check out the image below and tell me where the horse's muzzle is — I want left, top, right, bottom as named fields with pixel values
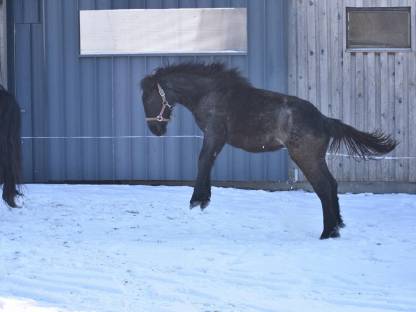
left=147, top=121, right=167, bottom=136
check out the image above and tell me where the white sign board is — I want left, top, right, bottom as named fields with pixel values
left=80, top=8, right=247, bottom=55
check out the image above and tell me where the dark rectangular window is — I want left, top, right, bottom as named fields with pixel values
left=346, top=7, right=411, bottom=50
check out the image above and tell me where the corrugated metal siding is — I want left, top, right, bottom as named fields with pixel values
left=0, top=1, right=7, bottom=87
left=288, top=0, right=416, bottom=182
left=12, top=0, right=288, bottom=182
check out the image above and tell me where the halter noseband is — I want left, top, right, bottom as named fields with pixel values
left=145, top=83, right=173, bottom=122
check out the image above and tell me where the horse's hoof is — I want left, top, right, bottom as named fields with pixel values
left=4, top=199, right=20, bottom=209
left=190, top=201, right=201, bottom=209
left=320, top=228, right=340, bottom=240
left=200, top=200, right=210, bottom=210
left=189, top=200, right=210, bottom=210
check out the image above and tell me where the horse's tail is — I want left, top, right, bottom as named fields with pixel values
left=0, top=87, right=22, bottom=207
left=325, top=117, right=397, bottom=159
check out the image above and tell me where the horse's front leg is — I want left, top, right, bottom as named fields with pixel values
left=190, top=130, right=225, bottom=210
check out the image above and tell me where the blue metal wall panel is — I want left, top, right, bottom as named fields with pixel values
left=114, top=57, right=132, bottom=180
left=31, top=24, right=47, bottom=181
left=131, top=57, right=148, bottom=179
left=95, top=57, right=114, bottom=179
left=44, top=0, right=65, bottom=181
left=63, top=0, right=82, bottom=180
left=14, top=23, right=33, bottom=181
left=12, top=0, right=289, bottom=182
left=14, top=0, right=40, bottom=24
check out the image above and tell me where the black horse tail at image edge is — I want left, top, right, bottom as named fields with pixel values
left=0, top=89, right=22, bottom=207
left=325, top=117, right=398, bottom=159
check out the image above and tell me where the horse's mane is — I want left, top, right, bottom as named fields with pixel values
left=148, top=62, right=250, bottom=87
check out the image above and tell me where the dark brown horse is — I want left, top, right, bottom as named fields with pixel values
left=140, top=63, right=397, bottom=239
left=0, top=85, right=22, bottom=207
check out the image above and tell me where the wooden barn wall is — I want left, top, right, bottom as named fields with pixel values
left=11, top=0, right=289, bottom=183
left=288, top=0, right=416, bottom=183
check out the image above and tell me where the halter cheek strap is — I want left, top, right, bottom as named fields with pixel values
left=145, top=83, right=173, bottom=122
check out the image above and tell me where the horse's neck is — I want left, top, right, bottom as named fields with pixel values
left=166, top=74, right=212, bottom=111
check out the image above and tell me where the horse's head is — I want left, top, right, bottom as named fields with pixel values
left=140, top=76, right=173, bottom=136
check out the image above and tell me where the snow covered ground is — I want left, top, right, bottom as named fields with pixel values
left=0, top=184, right=415, bottom=312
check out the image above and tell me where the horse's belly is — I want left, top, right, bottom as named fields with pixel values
left=229, top=133, right=285, bottom=153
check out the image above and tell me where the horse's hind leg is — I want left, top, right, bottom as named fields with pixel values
left=288, top=143, right=339, bottom=239
left=322, top=166, right=345, bottom=228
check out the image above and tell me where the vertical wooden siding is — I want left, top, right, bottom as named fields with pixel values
left=289, top=0, right=416, bottom=182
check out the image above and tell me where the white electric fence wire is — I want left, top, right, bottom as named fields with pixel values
left=21, top=135, right=203, bottom=139
left=21, top=136, right=416, bottom=160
